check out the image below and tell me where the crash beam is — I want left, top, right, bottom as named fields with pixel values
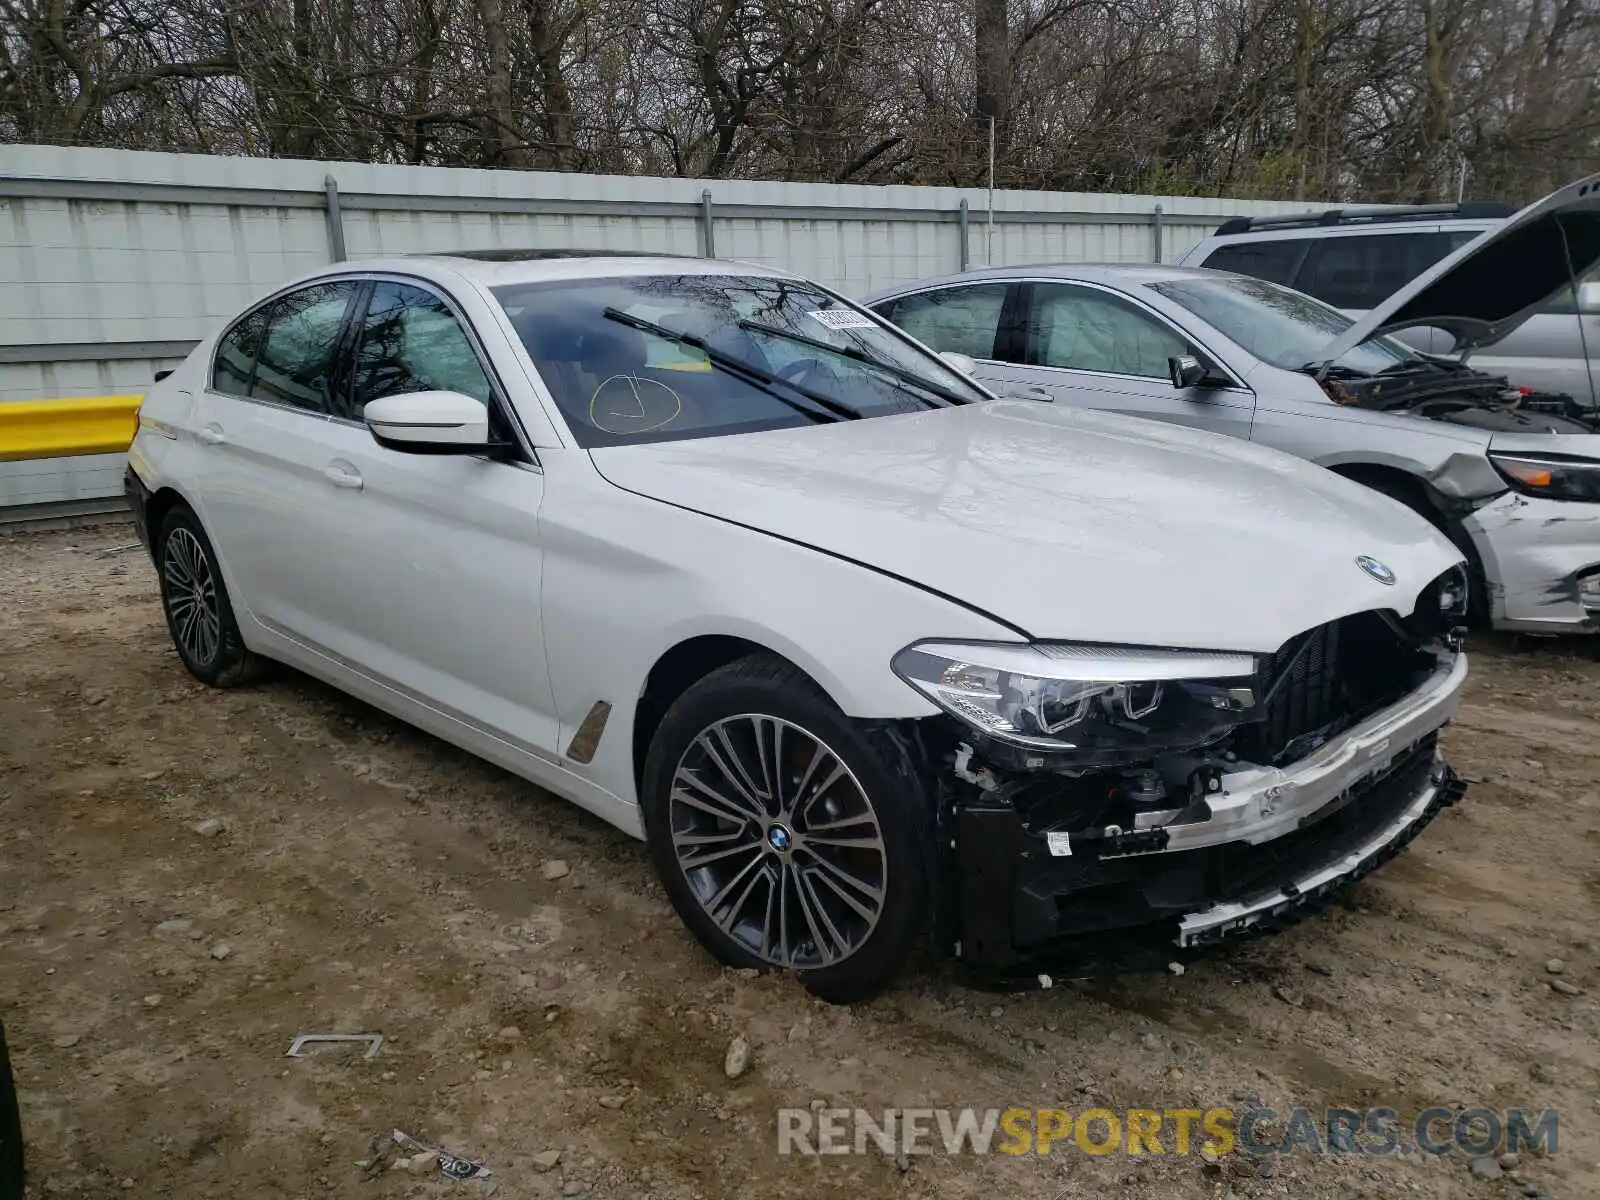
left=0, top=396, right=142, bottom=462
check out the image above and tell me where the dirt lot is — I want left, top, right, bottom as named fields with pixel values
left=1, top=524, right=1596, bottom=1200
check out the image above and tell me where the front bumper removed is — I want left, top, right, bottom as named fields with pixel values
left=946, top=654, right=1469, bottom=979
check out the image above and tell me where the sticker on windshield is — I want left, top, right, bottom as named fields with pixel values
left=808, top=309, right=877, bottom=331
left=642, top=339, right=711, bottom=372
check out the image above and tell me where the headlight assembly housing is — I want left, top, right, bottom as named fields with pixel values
left=1489, top=452, right=1600, bottom=502
left=891, top=641, right=1260, bottom=765
left=1436, top=563, right=1470, bottom=620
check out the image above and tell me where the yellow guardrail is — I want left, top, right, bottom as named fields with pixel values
left=0, top=395, right=143, bottom=462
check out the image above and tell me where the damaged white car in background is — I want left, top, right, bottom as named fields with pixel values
left=868, top=171, right=1600, bottom=633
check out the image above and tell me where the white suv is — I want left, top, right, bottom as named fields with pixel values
left=1178, top=201, right=1600, bottom=405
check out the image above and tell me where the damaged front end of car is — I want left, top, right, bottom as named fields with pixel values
left=899, top=568, right=1471, bottom=983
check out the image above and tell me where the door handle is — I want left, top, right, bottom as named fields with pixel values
left=1007, top=387, right=1054, bottom=403
left=196, top=424, right=226, bottom=445
left=323, top=462, right=363, bottom=490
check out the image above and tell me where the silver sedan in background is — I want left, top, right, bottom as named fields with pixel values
left=864, top=172, right=1600, bottom=634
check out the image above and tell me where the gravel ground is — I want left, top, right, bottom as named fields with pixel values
left=0, top=523, right=1596, bottom=1200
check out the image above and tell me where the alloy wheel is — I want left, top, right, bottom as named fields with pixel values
left=668, top=715, right=888, bottom=969
left=163, top=527, right=221, bottom=666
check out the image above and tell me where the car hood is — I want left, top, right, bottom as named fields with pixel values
left=1316, top=171, right=1600, bottom=361
left=589, top=401, right=1464, bottom=652
left=1487, top=431, right=1600, bottom=458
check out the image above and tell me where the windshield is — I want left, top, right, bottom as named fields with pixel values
left=492, top=274, right=988, bottom=447
left=1150, top=275, right=1421, bottom=375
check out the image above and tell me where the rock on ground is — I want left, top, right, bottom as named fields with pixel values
left=723, top=1035, right=751, bottom=1080
left=1469, top=1158, right=1503, bottom=1181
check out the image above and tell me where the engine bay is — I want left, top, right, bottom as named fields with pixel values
left=1312, top=357, right=1599, bottom=434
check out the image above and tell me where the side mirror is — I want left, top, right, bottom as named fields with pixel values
left=1168, top=355, right=1208, bottom=390
left=938, top=351, right=978, bottom=377
left=363, top=391, right=489, bottom=454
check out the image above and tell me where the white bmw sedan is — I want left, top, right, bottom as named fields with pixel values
left=127, top=251, right=1470, bottom=1001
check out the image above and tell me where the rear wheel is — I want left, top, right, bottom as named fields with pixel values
left=157, top=506, right=266, bottom=687
left=641, top=654, right=930, bottom=1003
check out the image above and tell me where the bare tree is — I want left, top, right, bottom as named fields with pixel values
left=1, top=0, right=1595, bottom=201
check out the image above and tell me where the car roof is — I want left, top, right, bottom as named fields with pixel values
left=416, top=248, right=689, bottom=262
left=1207, top=201, right=1516, bottom=238
left=1201, top=217, right=1449, bottom=242
left=1193, top=216, right=1502, bottom=251
left=309, top=250, right=801, bottom=289
left=869, top=262, right=1217, bottom=298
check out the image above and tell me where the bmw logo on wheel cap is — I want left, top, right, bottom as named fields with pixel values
left=766, top=824, right=792, bottom=853
left=1356, top=555, right=1397, bottom=585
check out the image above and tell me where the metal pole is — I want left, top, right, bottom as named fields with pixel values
left=958, top=198, right=970, bottom=272
left=986, top=117, right=995, bottom=266
left=701, top=189, right=716, bottom=258
left=323, top=174, right=347, bottom=262
left=1152, top=204, right=1164, bottom=264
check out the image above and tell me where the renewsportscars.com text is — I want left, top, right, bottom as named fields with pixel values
left=777, top=1106, right=1559, bottom=1159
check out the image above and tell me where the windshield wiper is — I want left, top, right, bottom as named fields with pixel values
left=737, top=319, right=973, bottom=408
left=601, top=308, right=862, bottom=422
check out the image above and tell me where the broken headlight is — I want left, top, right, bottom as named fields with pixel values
left=892, top=641, right=1259, bottom=763
left=1489, top=451, right=1600, bottom=502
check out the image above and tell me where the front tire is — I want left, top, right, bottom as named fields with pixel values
left=641, top=654, right=930, bottom=1003
left=157, top=506, right=266, bottom=687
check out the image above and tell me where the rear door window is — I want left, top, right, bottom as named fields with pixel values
left=249, top=281, right=358, bottom=414
left=1541, top=260, right=1600, bottom=316
left=1196, top=239, right=1309, bottom=285
left=212, top=306, right=272, bottom=397
left=1579, top=263, right=1600, bottom=314
left=1294, top=232, right=1455, bottom=309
